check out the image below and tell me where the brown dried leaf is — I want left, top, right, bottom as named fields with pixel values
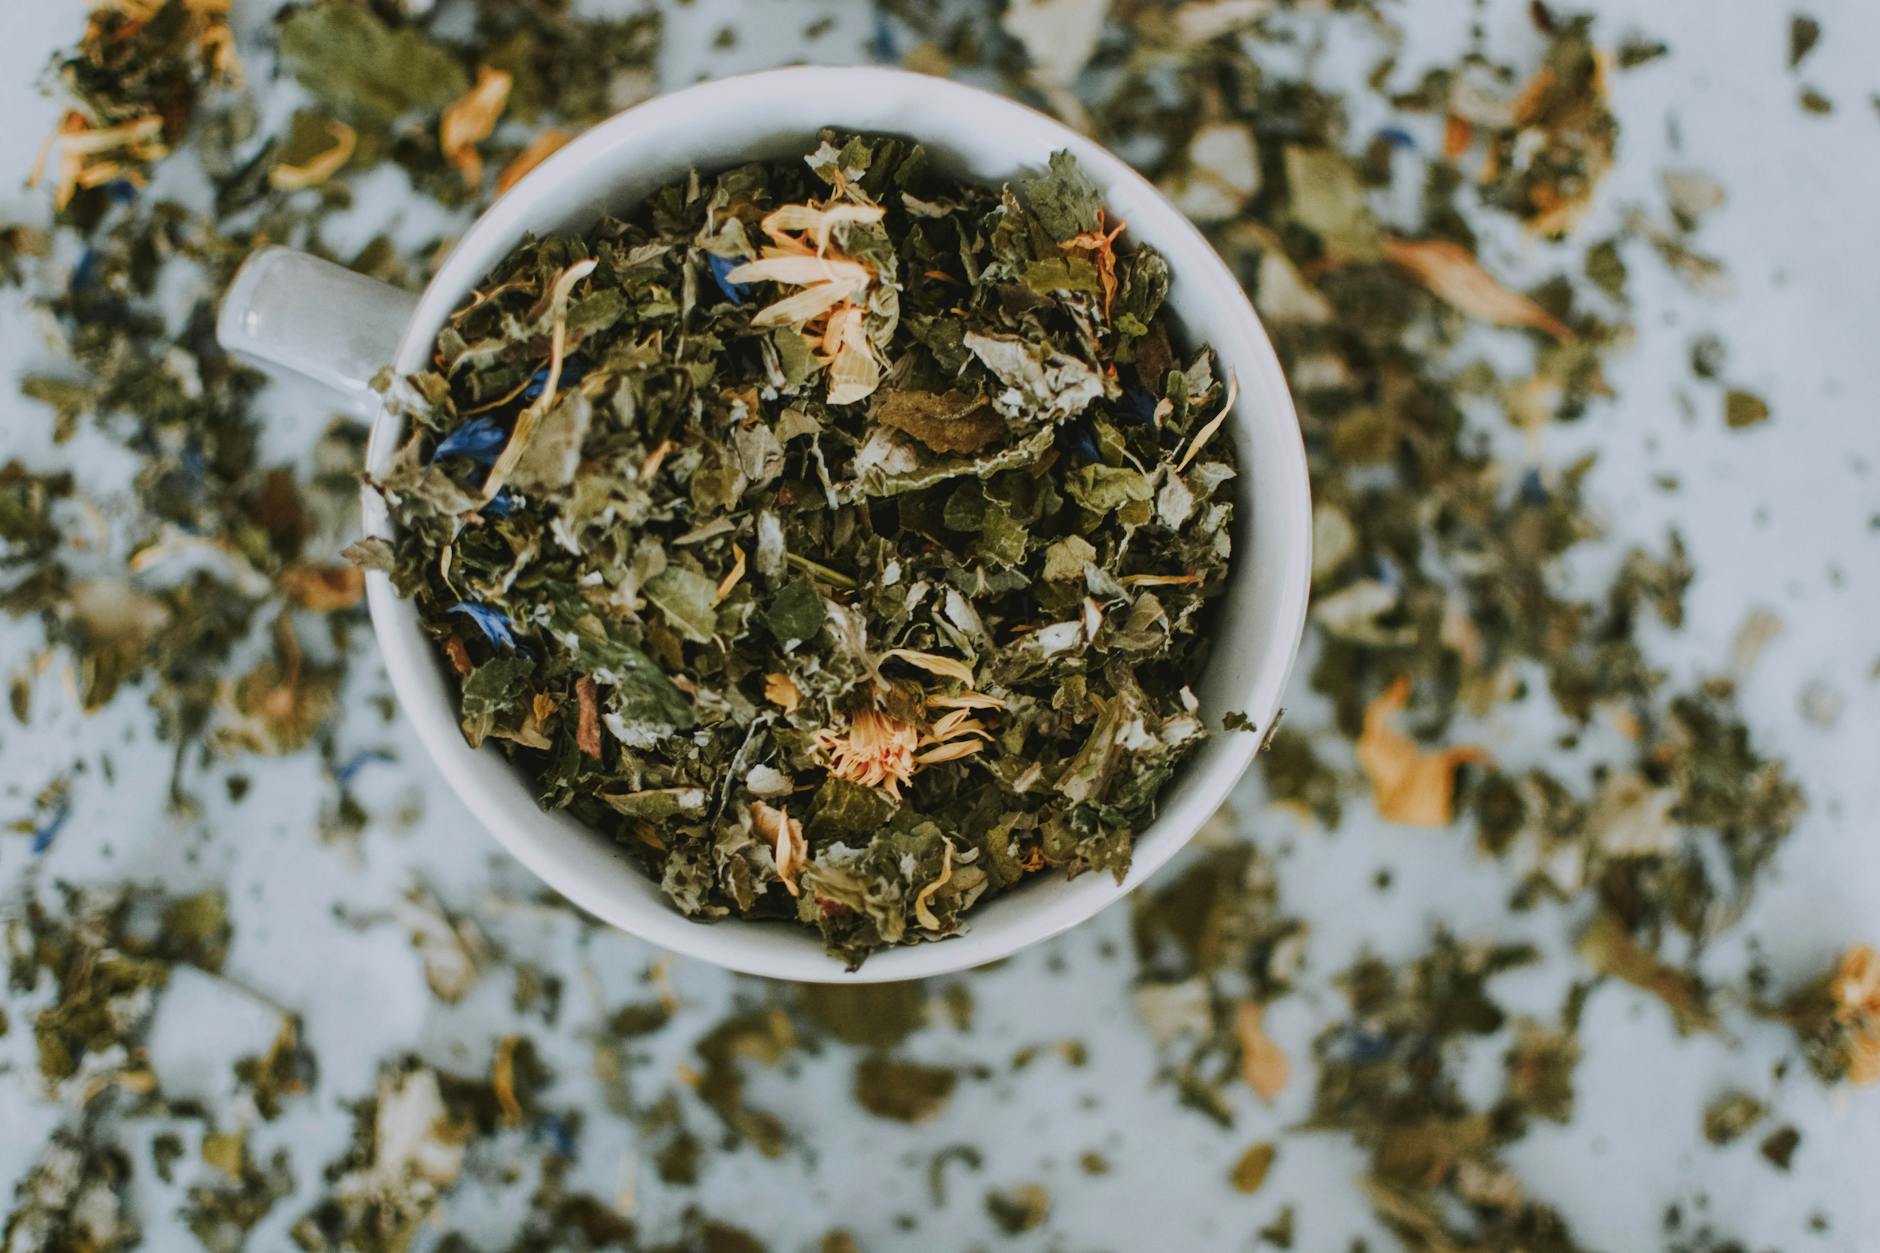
left=874, top=389, right=1006, bottom=455
left=280, top=563, right=364, bottom=612
left=1577, top=912, right=1716, bottom=1034
left=1229, top=1142, right=1276, bottom=1194
left=575, top=675, right=602, bottom=759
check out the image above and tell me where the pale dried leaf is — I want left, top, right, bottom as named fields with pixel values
left=1383, top=238, right=1574, bottom=342
left=884, top=647, right=976, bottom=685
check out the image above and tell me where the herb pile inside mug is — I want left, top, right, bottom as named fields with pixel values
left=371, top=134, right=1240, bottom=965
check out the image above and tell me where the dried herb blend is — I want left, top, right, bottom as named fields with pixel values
left=8, top=1, right=1879, bottom=1247
left=375, top=135, right=1240, bottom=965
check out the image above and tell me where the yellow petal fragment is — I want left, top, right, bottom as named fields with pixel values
left=752, top=801, right=809, bottom=897
left=497, top=128, right=572, bottom=197
left=926, top=691, right=1006, bottom=712
left=724, top=252, right=872, bottom=289
left=714, top=545, right=747, bottom=605
left=913, top=838, right=956, bottom=931
left=1355, top=675, right=1489, bottom=827
left=440, top=65, right=513, bottom=188
left=748, top=280, right=860, bottom=330
left=492, top=1035, right=523, bottom=1125
left=824, top=305, right=881, bottom=406
left=1175, top=372, right=1238, bottom=474
left=914, top=738, right=986, bottom=766
left=725, top=253, right=874, bottom=332
left=1834, top=945, right=1880, bottom=1020
left=924, top=708, right=991, bottom=743
left=761, top=201, right=886, bottom=254
left=31, top=113, right=168, bottom=210
left=883, top=648, right=976, bottom=686
left=268, top=119, right=357, bottom=191
left=764, top=672, right=802, bottom=714
left=1120, top=572, right=1206, bottom=588
left=1382, top=238, right=1575, bottom=342
left=1234, top=1001, right=1288, bottom=1101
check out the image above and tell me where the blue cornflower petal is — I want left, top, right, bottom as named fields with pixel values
left=1376, top=126, right=1418, bottom=151
left=106, top=179, right=139, bottom=205
left=706, top=253, right=749, bottom=306
left=337, top=749, right=395, bottom=788
left=71, top=249, right=101, bottom=294
left=1322, top=1024, right=1395, bottom=1064
left=432, top=416, right=509, bottom=465
left=871, top=10, right=897, bottom=62
left=31, top=801, right=70, bottom=855
left=536, top=1114, right=577, bottom=1160
left=1067, top=425, right=1101, bottom=464
left=1122, top=386, right=1158, bottom=424
left=519, top=358, right=584, bottom=401
left=449, top=602, right=522, bottom=652
left=1518, top=468, right=1549, bottom=506
left=482, top=488, right=519, bottom=518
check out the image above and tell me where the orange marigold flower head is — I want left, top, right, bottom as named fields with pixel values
left=815, top=705, right=918, bottom=800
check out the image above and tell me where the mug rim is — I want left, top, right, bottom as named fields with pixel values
left=361, top=65, right=1311, bottom=982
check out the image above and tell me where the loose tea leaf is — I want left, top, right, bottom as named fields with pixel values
left=1702, top=1090, right=1766, bottom=1145
left=854, top=1056, right=958, bottom=1122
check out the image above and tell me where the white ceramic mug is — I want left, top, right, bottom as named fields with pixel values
left=217, top=66, right=1311, bottom=983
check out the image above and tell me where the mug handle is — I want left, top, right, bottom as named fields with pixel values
left=216, top=247, right=419, bottom=412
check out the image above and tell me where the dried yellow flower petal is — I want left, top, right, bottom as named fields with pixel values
left=1356, top=675, right=1488, bottom=827
left=913, top=838, right=956, bottom=931
left=268, top=118, right=356, bottom=191
left=883, top=648, right=976, bottom=686
left=1234, top=1001, right=1288, bottom=1101
left=752, top=801, right=808, bottom=897
left=1833, top=944, right=1880, bottom=1020
left=440, top=65, right=512, bottom=188
left=823, top=305, right=881, bottom=406
left=816, top=707, right=918, bottom=800
left=761, top=201, right=886, bottom=254
left=497, top=128, right=571, bottom=197
left=764, top=672, right=802, bottom=714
